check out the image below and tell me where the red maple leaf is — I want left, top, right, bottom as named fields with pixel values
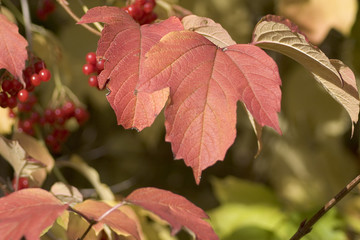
left=0, top=189, right=68, bottom=239
left=126, top=187, right=219, bottom=240
left=78, top=7, right=183, bottom=130
left=0, top=14, right=28, bottom=81
left=137, top=31, right=281, bottom=183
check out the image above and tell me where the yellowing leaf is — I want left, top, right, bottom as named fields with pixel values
left=67, top=212, right=98, bottom=240
left=277, top=0, right=358, bottom=44
left=252, top=16, right=359, bottom=130
left=181, top=15, right=236, bottom=48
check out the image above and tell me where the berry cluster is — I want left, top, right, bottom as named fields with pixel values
left=17, top=99, right=89, bottom=153
left=122, top=0, right=157, bottom=25
left=82, top=52, right=105, bottom=89
left=36, top=0, right=56, bottom=21
left=0, top=60, right=51, bottom=109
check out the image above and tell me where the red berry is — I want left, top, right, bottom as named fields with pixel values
left=34, top=61, right=46, bottom=73
left=20, top=119, right=33, bottom=132
left=86, top=52, right=97, bottom=65
left=9, top=109, right=16, bottom=118
left=96, top=59, right=105, bottom=71
left=1, top=79, right=13, bottom=93
left=30, top=73, right=42, bottom=86
left=143, top=2, right=154, bottom=13
left=74, top=107, right=89, bottom=124
left=7, top=96, right=17, bottom=108
left=12, top=177, right=29, bottom=191
left=82, top=63, right=95, bottom=75
left=0, top=92, right=8, bottom=108
left=128, top=5, right=144, bottom=20
left=88, top=75, right=98, bottom=88
left=62, top=101, right=75, bottom=118
left=30, top=111, right=40, bottom=122
left=12, top=80, right=24, bottom=95
left=23, top=66, right=34, bottom=78
left=17, top=89, right=29, bottom=102
left=44, top=108, right=55, bottom=123
left=39, top=69, right=51, bottom=82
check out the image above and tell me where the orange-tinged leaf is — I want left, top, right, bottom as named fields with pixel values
left=138, top=31, right=281, bottom=183
left=0, top=13, right=27, bottom=81
left=74, top=200, right=140, bottom=239
left=126, top=187, right=219, bottom=240
left=0, top=188, right=68, bottom=240
left=78, top=7, right=183, bottom=131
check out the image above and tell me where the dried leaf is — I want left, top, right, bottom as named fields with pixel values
left=0, top=188, right=68, bottom=239
left=252, top=16, right=359, bottom=129
left=50, top=182, right=83, bottom=205
left=182, top=15, right=236, bottom=48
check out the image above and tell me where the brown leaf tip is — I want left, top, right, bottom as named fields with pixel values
left=260, top=15, right=318, bottom=50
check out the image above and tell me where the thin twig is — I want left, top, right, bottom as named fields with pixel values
left=56, top=0, right=101, bottom=36
left=68, top=206, right=97, bottom=240
left=290, top=174, right=360, bottom=240
left=20, top=0, right=32, bottom=50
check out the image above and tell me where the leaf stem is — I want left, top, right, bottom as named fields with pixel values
left=97, top=201, right=126, bottom=222
left=20, top=0, right=32, bottom=50
left=67, top=206, right=97, bottom=240
left=290, top=174, right=360, bottom=240
left=56, top=0, right=101, bottom=36
left=76, top=0, right=103, bottom=32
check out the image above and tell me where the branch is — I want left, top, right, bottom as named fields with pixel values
left=56, top=0, right=101, bottom=36
left=290, top=174, right=360, bottom=240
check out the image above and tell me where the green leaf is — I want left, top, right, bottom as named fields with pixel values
left=208, top=203, right=291, bottom=240
left=211, top=176, right=278, bottom=205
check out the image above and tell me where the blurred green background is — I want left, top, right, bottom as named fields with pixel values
left=1, top=0, right=360, bottom=239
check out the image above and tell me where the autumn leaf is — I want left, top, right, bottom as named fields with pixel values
left=126, top=187, right=219, bottom=240
left=137, top=30, right=281, bottom=183
left=182, top=15, right=236, bottom=48
left=0, top=13, right=28, bottom=82
left=0, top=188, right=68, bottom=239
left=78, top=6, right=183, bottom=131
left=252, top=15, right=359, bottom=130
left=74, top=200, right=141, bottom=239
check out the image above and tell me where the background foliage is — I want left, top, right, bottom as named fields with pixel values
left=1, top=0, right=360, bottom=239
